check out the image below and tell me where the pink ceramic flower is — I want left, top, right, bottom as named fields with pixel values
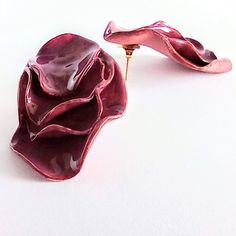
left=11, top=34, right=127, bottom=180
left=104, top=21, right=232, bottom=73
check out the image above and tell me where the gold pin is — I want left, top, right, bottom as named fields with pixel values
left=119, top=44, right=140, bottom=81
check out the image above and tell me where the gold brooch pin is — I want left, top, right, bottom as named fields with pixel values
left=119, top=44, right=140, bottom=81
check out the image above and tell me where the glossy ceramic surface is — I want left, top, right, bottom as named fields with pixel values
left=104, top=21, right=232, bottom=73
left=10, top=34, right=127, bottom=180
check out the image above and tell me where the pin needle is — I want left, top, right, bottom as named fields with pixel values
left=120, top=44, right=140, bottom=81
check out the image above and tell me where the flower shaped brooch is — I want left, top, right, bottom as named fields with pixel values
left=11, top=21, right=232, bottom=180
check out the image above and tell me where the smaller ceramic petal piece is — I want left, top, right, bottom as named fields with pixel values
left=104, top=21, right=232, bottom=73
left=11, top=34, right=127, bottom=180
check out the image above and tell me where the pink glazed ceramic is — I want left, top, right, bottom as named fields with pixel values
left=104, top=21, right=232, bottom=73
left=11, top=34, right=127, bottom=180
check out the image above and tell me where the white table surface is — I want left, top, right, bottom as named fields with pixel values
left=0, top=0, right=236, bottom=235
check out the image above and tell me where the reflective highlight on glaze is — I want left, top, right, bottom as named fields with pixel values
left=104, top=21, right=232, bottom=73
left=11, top=34, right=127, bottom=180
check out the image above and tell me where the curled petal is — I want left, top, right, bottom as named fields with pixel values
left=11, top=121, right=90, bottom=180
left=31, top=33, right=101, bottom=96
left=100, top=62, right=127, bottom=119
left=27, top=96, right=100, bottom=140
left=104, top=21, right=232, bottom=73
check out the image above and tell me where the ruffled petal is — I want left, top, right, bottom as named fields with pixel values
left=11, top=120, right=89, bottom=180
left=100, top=59, right=127, bottom=119
left=31, top=33, right=101, bottom=96
left=27, top=96, right=100, bottom=140
left=104, top=21, right=232, bottom=73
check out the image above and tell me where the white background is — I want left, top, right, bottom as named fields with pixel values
left=0, top=0, right=236, bottom=235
